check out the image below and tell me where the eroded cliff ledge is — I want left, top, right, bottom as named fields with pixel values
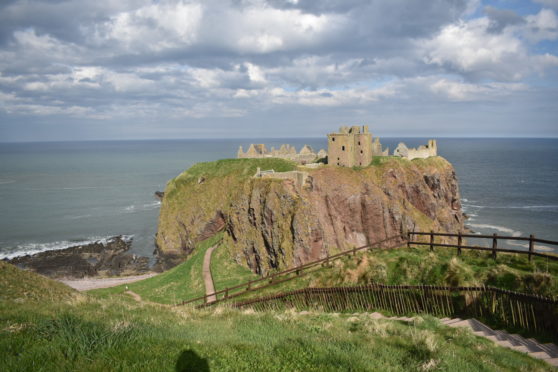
left=156, top=157, right=464, bottom=274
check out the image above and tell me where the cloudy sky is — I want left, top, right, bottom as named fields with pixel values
left=0, top=0, right=557, bottom=141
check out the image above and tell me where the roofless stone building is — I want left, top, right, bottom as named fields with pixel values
left=327, top=125, right=388, bottom=167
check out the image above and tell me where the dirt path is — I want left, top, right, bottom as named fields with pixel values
left=125, top=290, right=143, bottom=302
left=59, top=273, right=157, bottom=291
left=203, top=245, right=217, bottom=303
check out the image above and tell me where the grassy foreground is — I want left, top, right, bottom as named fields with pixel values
left=1, top=264, right=554, bottom=371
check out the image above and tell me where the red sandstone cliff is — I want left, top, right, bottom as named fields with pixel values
left=156, top=157, right=464, bottom=274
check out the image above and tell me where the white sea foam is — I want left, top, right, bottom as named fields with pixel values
left=467, top=223, right=520, bottom=236
left=64, top=214, right=93, bottom=220
left=122, top=201, right=160, bottom=214
left=0, top=235, right=134, bottom=260
left=142, top=201, right=161, bottom=210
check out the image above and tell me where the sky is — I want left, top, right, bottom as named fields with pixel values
left=0, top=0, right=557, bottom=141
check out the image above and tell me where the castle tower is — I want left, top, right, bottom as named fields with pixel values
left=327, top=125, right=373, bottom=167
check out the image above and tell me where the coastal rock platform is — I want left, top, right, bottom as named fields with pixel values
left=5, top=236, right=150, bottom=279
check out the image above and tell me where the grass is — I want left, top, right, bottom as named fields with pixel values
left=165, top=158, right=297, bottom=201
left=1, top=282, right=554, bottom=371
left=210, top=239, right=259, bottom=299
left=90, top=234, right=222, bottom=304
left=0, top=261, right=79, bottom=303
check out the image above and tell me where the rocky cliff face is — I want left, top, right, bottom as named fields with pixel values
left=156, top=157, right=464, bottom=274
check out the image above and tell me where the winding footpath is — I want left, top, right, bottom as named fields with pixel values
left=202, top=245, right=218, bottom=303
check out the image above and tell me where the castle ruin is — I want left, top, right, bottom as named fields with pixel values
left=327, top=125, right=389, bottom=167
left=237, top=143, right=326, bottom=164
left=393, top=140, right=437, bottom=160
left=237, top=126, right=437, bottom=167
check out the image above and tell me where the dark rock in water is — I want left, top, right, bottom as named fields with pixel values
left=154, top=191, right=165, bottom=200
left=6, top=236, right=150, bottom=279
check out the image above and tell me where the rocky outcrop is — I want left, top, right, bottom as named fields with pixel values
left=156, top=157, right=464, bottom=275
left=6, top=236, right=150, bottom=279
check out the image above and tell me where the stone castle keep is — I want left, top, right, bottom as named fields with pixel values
left=237, top=126, right=437, bottom=166
left=327, top=125, right=388, bottom=167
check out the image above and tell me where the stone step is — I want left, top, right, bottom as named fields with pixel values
left=508, top=334, right=544, bottom=353
left=493, top=330, right=521, bottom=345
left=495, top=340, right=515, bottom=348
left=510, top=345, right=530, bottom=353
left=540, top=344, right=558, bottom=358
left=528, top=351, right=552, bottom=360
left=442, top=318, right=462, bottom=325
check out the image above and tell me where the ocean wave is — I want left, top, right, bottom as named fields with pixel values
left=0, top=179, right=16, bottom=185
left=466, top=224, right=555, bottom=252
left=64, top=214, right=93, bottom=220
left=122, top=201, right=161, bottom=214
left=462, top=203, right=558, bottom=211
left=0, top=235, right=134, bottom=260
left=467, top=223, right=522, bottom=236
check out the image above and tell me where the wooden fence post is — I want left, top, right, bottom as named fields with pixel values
left=457, top=231, right=462, bottom=256
left=407, top=231, right=411, bottom=248
left=528, top=234, right=534, bottom=262
left=247, top=280, right=252, bottom=290
left=225, top=288, right=229, bottom=299
left=204, top=294, right=207, bottom=304
left=492, top=233, right=498, bottom=260
left=430, top=230, right=434, bottom=252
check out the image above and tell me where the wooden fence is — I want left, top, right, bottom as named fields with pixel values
left=231, top=284, right=558, bottom=336
left=178, top=235, right=403, bottom=306
left=408, top=231, right=558, bottom=261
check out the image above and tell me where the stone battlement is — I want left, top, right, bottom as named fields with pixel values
left=237, top=143, right=326, bottom=164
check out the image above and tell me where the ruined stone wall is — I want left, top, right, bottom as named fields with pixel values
left=394, top=140, right=437, bottom=160
left=238, top=143, right=325, bottom=164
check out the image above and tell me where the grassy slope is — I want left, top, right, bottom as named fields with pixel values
left=0, top=261, right=79, bottom=302
left=1, top=265, right=553, bottom=371
left=228, top=245, right=558, bottom=305
left=210, top=239, right=259, bottom=299
left=91, top=234, right=222, bottom=304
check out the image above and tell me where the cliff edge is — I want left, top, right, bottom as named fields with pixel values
left=156, top=157, right=464, bottom=274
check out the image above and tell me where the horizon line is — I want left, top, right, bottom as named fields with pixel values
left=2, top=136, right=558, bottom=144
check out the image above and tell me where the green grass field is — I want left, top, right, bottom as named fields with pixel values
left=1, top=270, right=554, bottom=371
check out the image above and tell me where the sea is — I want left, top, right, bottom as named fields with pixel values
left=0, top=138, right=557, bottom=260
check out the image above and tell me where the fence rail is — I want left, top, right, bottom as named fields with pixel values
left=408, top=231, right=558, bottom=261
left=231, top=284, right=558, bottom=336
left=178, top=235, right=403, bottom=306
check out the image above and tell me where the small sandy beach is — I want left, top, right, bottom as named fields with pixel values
left=59, top=273, right=157, bottom=291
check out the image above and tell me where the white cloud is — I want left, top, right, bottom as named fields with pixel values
left=524, top=8, right=558, bottom=42
left=419, top=13, right=558, bottom=81
left=429, top=78, right=527, bottom=101
left=96, top=1, right=203, bottom=51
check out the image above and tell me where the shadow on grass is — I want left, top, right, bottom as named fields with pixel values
left=176, top=349, right=210, bottom=372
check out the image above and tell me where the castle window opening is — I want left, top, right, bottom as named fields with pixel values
left=342, top=146, right=345, bottom=151
left=337, top=157, right=340, bottom=161
left=358, top=141, right=361, bottom=145
left=360, top=150, right=363, bottom=154
left=332, top=138, right=335, bottom=142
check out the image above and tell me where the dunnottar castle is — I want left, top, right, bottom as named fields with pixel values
left=237, top=126, right=437, bottom=167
